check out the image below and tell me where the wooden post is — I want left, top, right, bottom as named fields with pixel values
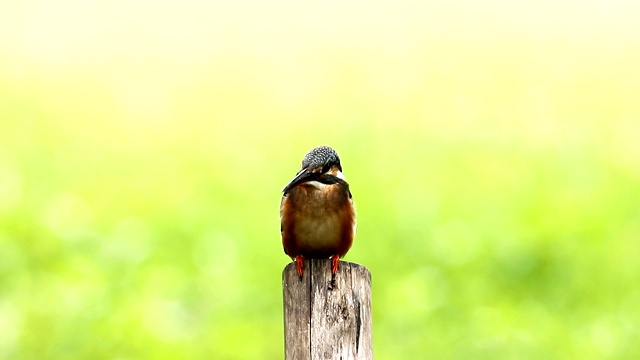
left=283, top=259, right=372, bottom=360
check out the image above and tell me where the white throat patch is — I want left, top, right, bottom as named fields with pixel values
left=305, top=180, right=327, bottom=189
left=303, top=169, right=346, bottom=190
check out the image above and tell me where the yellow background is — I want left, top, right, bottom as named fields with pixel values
left=1, top=0, right=639, bottom=358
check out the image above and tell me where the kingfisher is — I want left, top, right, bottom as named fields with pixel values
left=280, top=146, right=356, bottom=278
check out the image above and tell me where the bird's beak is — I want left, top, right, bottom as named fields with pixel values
left=282, top=168, right=314, bottom=193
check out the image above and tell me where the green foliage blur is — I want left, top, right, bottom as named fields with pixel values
left=1, top=1, right=639, bottom=359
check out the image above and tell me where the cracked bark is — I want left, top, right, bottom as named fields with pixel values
left=283, top=259, right=372, bottom=360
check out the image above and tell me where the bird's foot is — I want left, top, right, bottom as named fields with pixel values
left=295, top=255, right=304, bottom=279
left=331, top=255, right=340, bottom=274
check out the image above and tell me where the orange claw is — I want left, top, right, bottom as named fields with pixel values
left=295, top=255, right=304, bottom=278
left=331, top=255, right=340, bottom=274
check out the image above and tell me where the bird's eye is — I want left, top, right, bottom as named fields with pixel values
left=322, top=164, right=330, bottom=173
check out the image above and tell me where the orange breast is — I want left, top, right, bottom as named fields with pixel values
left=280, top=183, right=355, bottom=259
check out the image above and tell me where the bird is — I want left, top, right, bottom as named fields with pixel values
left=280, top=146, right=356, bottom=278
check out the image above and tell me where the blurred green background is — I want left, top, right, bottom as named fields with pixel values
left=1, top=0, right=639, bottom=359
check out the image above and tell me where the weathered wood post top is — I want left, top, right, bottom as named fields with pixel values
left=283, top=259, right=372, bottom=360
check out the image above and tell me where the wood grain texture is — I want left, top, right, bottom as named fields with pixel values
left=283, top=259, right=372, bottom=360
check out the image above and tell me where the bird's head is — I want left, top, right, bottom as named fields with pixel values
left=282, top=146, right=345, bottom=193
